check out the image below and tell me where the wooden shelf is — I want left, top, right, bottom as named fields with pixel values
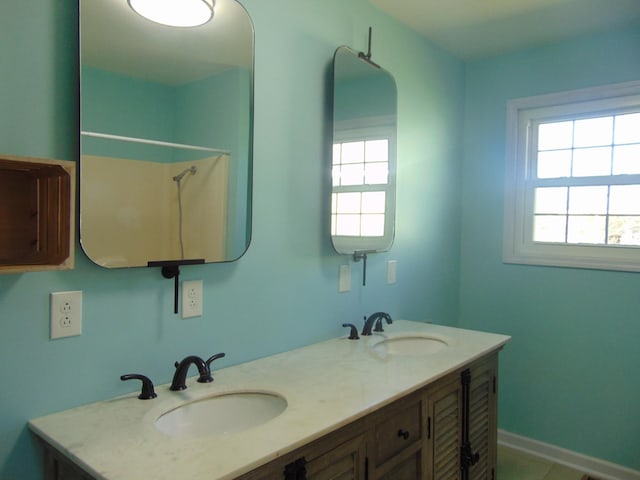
left=0, top=154, right=75, bottom=273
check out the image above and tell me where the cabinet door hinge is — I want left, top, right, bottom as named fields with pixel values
left=493, top=375, right=496, bottom=394
left=283, top=457, right=307, bottom=480
left=365, top=456, right=369, bottom=480
left=427, top=416, right=431, bottom=439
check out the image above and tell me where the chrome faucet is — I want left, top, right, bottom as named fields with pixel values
left=361, top=311, right=393, bottom=336
left=170, top=355, right=212, bottom=391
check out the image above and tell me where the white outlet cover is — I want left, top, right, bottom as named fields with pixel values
left=50, top=291, right=82, bottom=339
left=182, top=280, right=203, bottom=318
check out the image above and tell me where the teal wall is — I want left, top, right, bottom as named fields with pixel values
left=459, top=27, right=640, bottom=470
left=81, top=67, right=176, bottom=150
left=175, top=67, right=252, bottom=257
left=0, top=0, right=464, bottom=478
left=334, top=72, right=397, bottom=122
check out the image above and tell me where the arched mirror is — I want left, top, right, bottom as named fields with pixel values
left=79, top=0, right=253, bottom=268
left=331, top=46, right=397, bottom=257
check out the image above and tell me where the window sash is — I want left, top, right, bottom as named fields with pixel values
left=503, top=80, right=640, bottom=271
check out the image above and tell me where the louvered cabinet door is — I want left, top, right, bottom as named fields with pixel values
left=467, top=355, right=498, bottom=480
left=426, top=377, right=463, bottom=480
left=304, top=434, right=367, bottom=480
left=237, top=432, right=367, bottom=480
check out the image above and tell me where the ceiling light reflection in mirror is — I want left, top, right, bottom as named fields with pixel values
left=128, top=0, right=214, bottom=27
left=79, top=0, right=253, bottom=268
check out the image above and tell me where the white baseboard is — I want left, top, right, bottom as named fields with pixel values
left=498, top=429, right=640, bottom=480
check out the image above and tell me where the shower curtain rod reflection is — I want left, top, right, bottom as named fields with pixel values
left=81, top=131, right=230, bottom=155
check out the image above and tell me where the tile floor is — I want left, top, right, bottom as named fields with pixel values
left=498, top=445, right=587, bottom=480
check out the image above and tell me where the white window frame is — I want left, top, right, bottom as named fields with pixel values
left=503, top=80, right=640, bottom=272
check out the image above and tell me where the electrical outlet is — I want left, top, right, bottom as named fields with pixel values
left=182, top=280, right=203, bottom=318
left=50, top=291, right=82, bottom=339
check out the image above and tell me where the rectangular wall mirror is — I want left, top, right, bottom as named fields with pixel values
left=79, top=0, right=254, bottom=268
left=331, top=45, right=397, bottom=256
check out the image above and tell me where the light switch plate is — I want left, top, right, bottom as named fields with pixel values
left=50, top=290, right=82, bottom=339
left=387, top=260, right=397, bottom=284
left=338, top=265, right=351, bottom=293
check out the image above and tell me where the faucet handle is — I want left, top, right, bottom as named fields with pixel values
left=120, top=374, right=157, bottom=400
left=203, top=352, right=225, bottom=382
left=206, top=352, right=226, bottom=368
left=342, top=323, right=360, bottom=340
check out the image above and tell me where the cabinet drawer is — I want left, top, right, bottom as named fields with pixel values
left=377, top=450, right=421, bottom=480
left=374, top=399, right=422, bottom=465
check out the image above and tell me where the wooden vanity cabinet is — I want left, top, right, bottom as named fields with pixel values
left=239, top=426, right=368, bottom=480
left=425, top=373, right=463, bottom=479
left=369, top=391, right=425, bottom=479
left=37, top=352, right=499, bottom=480
left=39, top=443, right=94, bottom=480
left=240, top=352, right=499, bottom=480
left=466, top=354, right=498, bottom=480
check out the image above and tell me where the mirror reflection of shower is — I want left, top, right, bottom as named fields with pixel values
left=173, top=166, right=197, bottom=259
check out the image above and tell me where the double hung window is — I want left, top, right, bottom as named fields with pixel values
left=331, top=121, right=396, bottom=253
left=504, top=81, right=640, bottom=271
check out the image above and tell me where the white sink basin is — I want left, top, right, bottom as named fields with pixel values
left=155, top=392, right=287, bottom=438
left=372, top=335, right=448, bottom=356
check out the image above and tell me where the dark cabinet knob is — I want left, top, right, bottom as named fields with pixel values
left=397, top=429, right=410, bottom=440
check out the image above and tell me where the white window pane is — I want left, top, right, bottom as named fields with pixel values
left=614, top=112, right=640, bottom=144
left=573, top=116, right=613, bottom=147
left=609, top=185, right=640, bottom=214
left=538, top=121, right=573, bottom=150
left=336, top=214, right=361, bottom=236
left=568, top=186, right=608, bottom=214
left=572, top=147, right=611, bottom=177
left=331, top=193, right=337, bottom=213
left=534, top=187, right=567, bottom=214
left=537, top=150, right=571, bottom=178
left=533, top=215, right=566, bottom=243
left=332, top=144, right=341, bottom=165
left=340, top=164, right=364, bottom=186
left=612, top=144, right=640, bottom=175
left=364, top=162, right=388, bottom=184
left=341, top=141, right=364, bottom=164
left=335, top=192, right=361, bottom=214
left=567, top=215, right=606, bottom=244
left=608, top=216, right=640, bottom=246
left=365, top=139, right=388, bottom=163
left=331, top=214, right=336, bottom=235
left=332, top=166, right=340, bottom=186
left=361, top=214, right=385, bottom=236
left=361, top=191, right=385, bottom=214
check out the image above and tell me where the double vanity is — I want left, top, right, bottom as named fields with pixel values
left=29, top=320, right=510, bottom=480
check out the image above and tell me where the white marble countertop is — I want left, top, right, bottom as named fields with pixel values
left=29, top=320, right=510, bottom=480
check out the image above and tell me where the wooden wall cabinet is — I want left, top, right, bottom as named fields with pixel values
left=37, top=352, right=500, bottom=480
left=0, top=154, right=75, bottom=273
